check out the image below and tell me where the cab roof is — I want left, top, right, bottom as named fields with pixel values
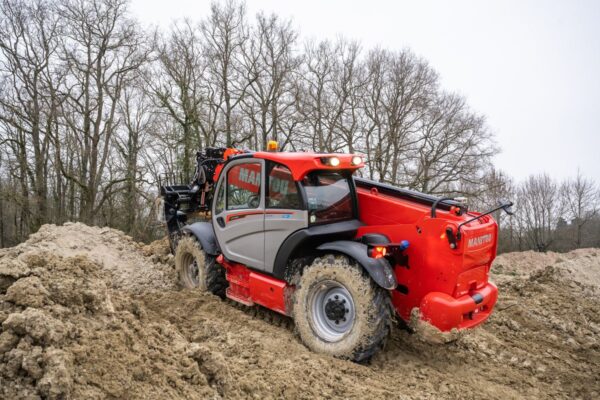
left=243, top=151, right=365, bottom=180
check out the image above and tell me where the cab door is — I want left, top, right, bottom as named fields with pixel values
left=263, top=162, right=308, bottom=274
left=212, top=159, right=266, bottom=270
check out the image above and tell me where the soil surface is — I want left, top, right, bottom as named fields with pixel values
left=1, top=223, right=598, bottom=399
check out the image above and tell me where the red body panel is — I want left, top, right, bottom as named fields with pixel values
left=420, top=282, right=497, bottom=331
left=249, top=273, right=288, bottom=315
left=214, top=151, right=364, bottom=182
left=355, top=186, right=498, bottom=330
left=217, top=255, right=290, bottom=315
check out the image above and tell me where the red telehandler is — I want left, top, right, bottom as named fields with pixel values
left=159, top=144, right=513, bottom=362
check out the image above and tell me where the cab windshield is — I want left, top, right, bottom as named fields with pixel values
left=301, top=171, right=354, bottom=224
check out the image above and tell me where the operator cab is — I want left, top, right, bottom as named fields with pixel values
left=211, top=153, right=363, bottom=274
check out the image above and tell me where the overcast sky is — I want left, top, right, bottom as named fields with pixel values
left=130, top=0, right=600, bottom=183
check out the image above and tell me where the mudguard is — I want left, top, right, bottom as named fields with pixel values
left=317, top=240, right=397, bottom=290
left=181, top=222, right=220, bottom=255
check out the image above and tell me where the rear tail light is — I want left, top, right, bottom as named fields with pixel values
left=368, top=245, right=387, bottom=259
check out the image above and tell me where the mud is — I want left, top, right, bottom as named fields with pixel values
left=1, top=223, right=599, bottom=399
left=408, top=308, right=463, bottom=345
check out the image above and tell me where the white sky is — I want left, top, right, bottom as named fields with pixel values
left=130, top=0, right=600, bottom=183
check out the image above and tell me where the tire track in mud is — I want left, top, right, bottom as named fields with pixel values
left=137, top=289, right=404, bottom=399
left=223, top=298, right=295, bottom=331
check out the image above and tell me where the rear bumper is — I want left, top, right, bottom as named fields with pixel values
left=419, top=282, right=498, bottom=332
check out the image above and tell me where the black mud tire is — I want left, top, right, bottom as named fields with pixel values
left=174, top=236, right=227, bottom=298
left=292, top=255, right=392, bottom=363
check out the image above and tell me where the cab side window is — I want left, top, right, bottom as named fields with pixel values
left=214, top=179, right=225, bottom=214
left=227, top=163, right=261, bottom=210
left=267, top=163, right=301, bottom=209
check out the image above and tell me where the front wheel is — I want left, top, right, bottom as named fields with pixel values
left=174, top=236, right=228, bottom=297
left=292, top=255, right=392, bottom=363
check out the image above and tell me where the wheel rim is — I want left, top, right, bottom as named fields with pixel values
left=181, top=253, right=200, bottom=287
left=188, top=260, right=199, bottom=286
left=309, top=280, right=356, bottom=342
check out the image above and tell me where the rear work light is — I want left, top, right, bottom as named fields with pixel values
left=351, top=156, right=363, bottom=166
left=368, top=245, right=387, bottom=259
left=321, top=156, right=340, bottom=167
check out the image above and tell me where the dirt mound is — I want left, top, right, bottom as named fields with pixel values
left=1, top=223, right=599, bottom=399
left=0, top=223, right=176, bottom=293
left=493, top=248, right=600, bottom=295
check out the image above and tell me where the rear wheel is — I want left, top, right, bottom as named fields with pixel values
left=174, top=236, right=227, bottom=297
left=292, top=255, right=392, bottom=363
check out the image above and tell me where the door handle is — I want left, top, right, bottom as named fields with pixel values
left=216, top=216, right=225, bottom=228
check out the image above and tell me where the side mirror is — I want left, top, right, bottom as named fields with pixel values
left=499, top=199, right=514, bottom=216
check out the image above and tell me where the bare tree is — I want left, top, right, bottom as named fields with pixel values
left=113, top=78, right=154, bottom=234
left=464, top=168, right=518, bottom=252
left=150, top=21, right=212, bottom=181
left=560, top=170, right=599, bottom=247
left=407, top=92, right=496, bottom=195
left=517, top=174, right=560, bottom=252
left=327, top=39, right=365, bottom=154
left=241, top=12, right=299, bottom=150
left=56, top=0, right=148, bottom=223
left=200, top=0, right=250, bottom=146
left=297, top=39, right=335, bottom=152
left=0, top=0, right=63, bottom=230
left=361, top=48, right=385, bottom=180
left=296, top=38, right=365, bottom=153
left=363, top=49, right=437, bottom=184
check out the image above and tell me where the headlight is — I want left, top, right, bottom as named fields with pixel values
left=351, top=156, right=363, bottom=166
left=321, top=156, right=340, bottom=167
